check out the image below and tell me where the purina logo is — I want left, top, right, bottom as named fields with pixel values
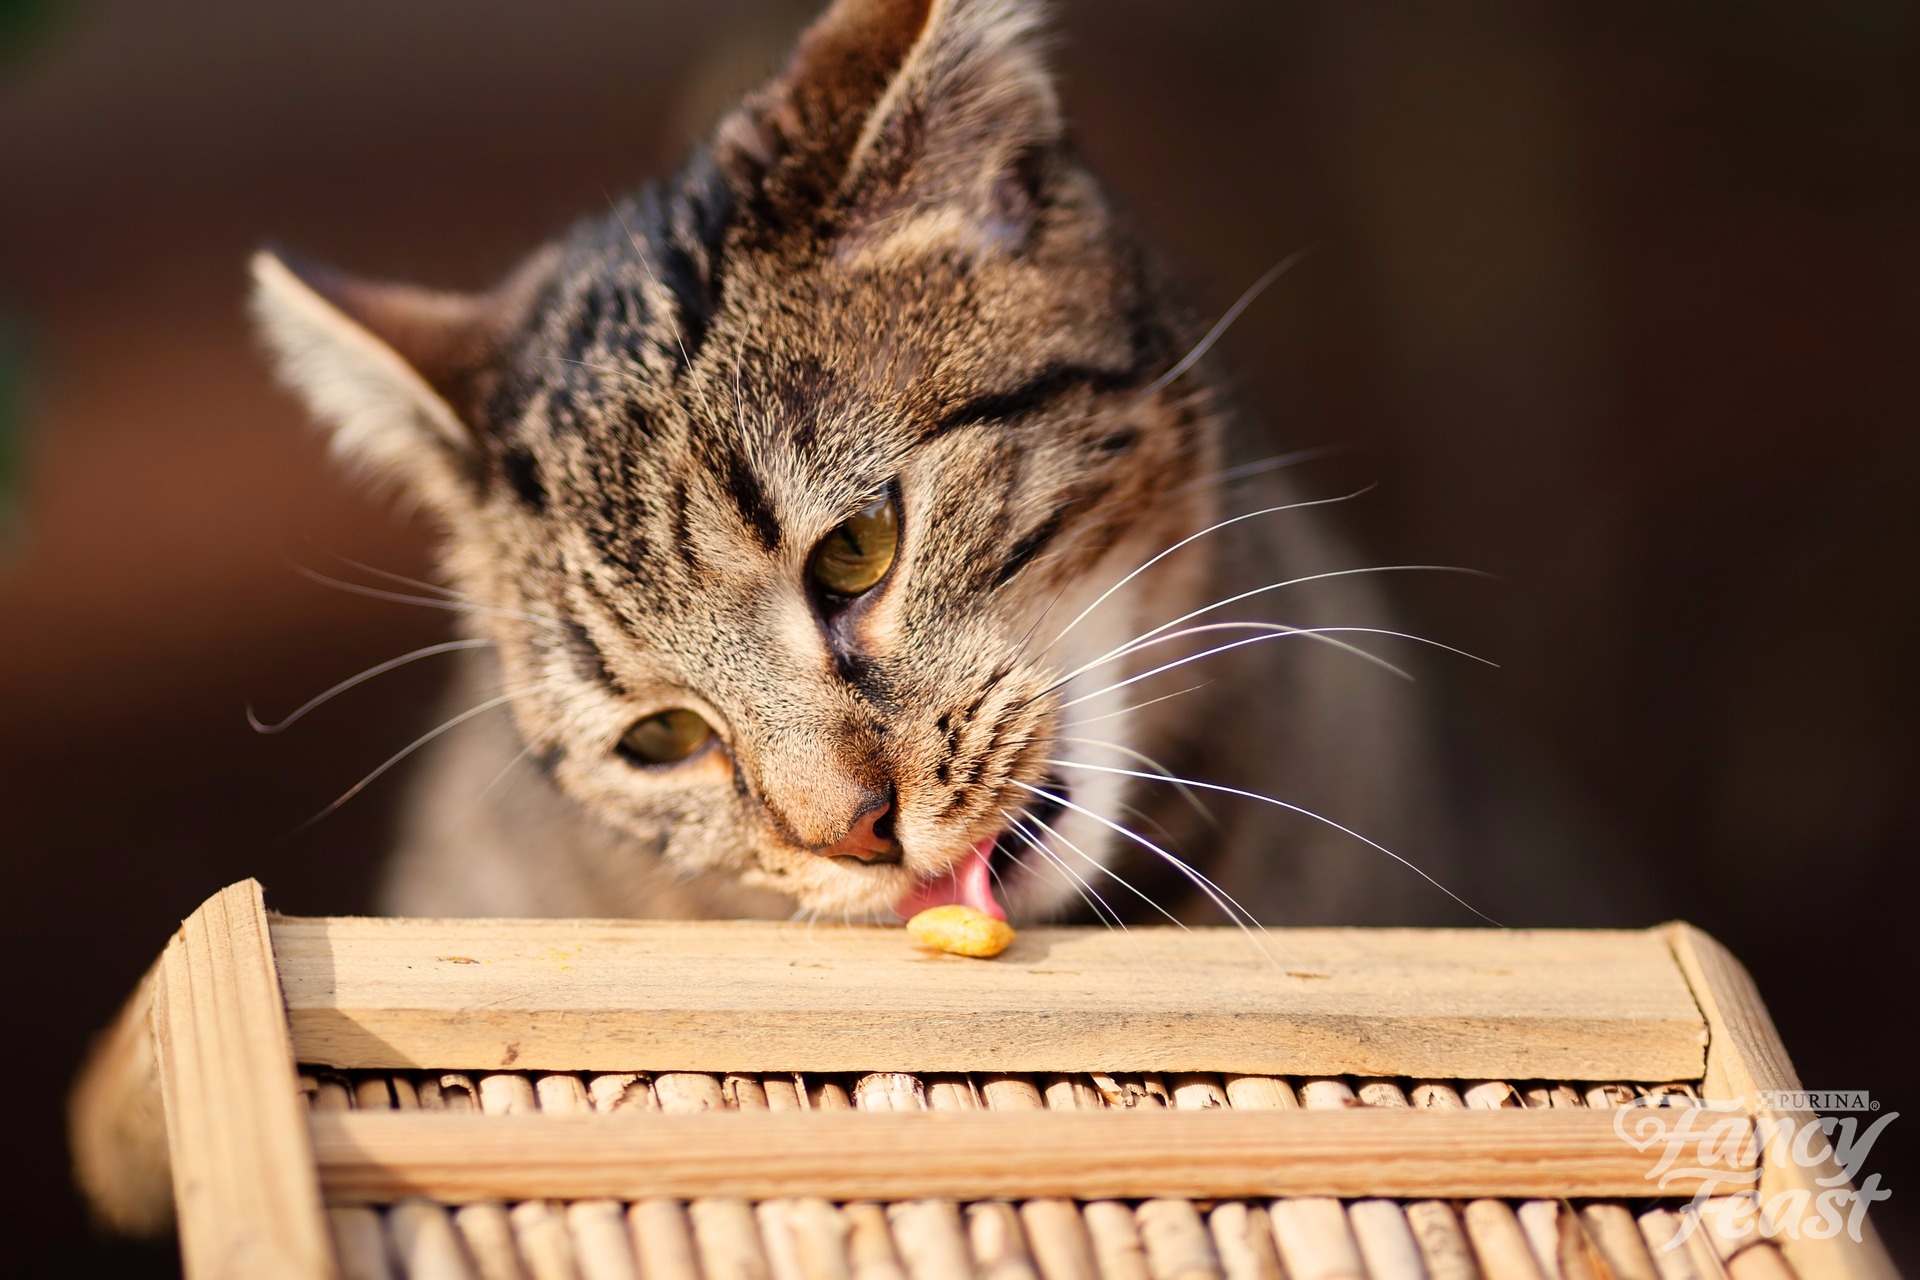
left=1759, top=1090, right=1877, bottom=1113
left=1612, top=1093, right=1894, bottom=1246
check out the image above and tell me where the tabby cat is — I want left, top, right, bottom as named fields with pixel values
left=253, top=0, right=1474, bottom=929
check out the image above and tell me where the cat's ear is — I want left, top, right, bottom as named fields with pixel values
left=714, top=0, right=936, bottom=212
left=249, top=247, right=556, bottom=501
left=718, top=0, right=1060, bottom=245
left=839, top=0, right=1061, bottom=245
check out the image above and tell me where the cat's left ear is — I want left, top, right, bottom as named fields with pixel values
left=837, top=0, right=1063, bottom=247
left=249, top=247, right=556, bottom=505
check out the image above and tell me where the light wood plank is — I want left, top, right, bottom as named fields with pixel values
left=152, top=880, right=338, bottom=1279
left=1665, top=924, right=1896, bottom=1280
left=307, top=1109, right=1752, bottom=1203
left=274, top=918, right=1705, bottom=1080
left=69, top=958, right=174, bottom=1236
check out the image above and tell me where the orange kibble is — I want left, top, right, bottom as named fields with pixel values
left=905, top=905, right=1016, bottom=958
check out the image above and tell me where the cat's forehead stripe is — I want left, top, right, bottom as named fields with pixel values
left=923, top=359, right=1146, bottom=444
left=717, top=443, right=783, bottom=551
left=521, top=162, right=736, bottom=425
left=559, top=620, right=623, bottom=695
left=669, top=480, right=698, bottom=571
left=992, top=507, right=1069, bottom=592
left=499, top=446, right=548, bottom=514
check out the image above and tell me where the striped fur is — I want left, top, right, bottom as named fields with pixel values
left=256, top=0, right=1461, bottom=927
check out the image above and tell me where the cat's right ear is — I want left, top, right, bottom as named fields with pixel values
left=249, top=247, right=555, bottom=506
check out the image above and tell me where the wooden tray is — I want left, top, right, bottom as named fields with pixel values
left=70, top=881, right=1897, bottom=1280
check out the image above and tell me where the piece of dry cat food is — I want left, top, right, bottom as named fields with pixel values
left=906, top=904, right=1016, bottom=958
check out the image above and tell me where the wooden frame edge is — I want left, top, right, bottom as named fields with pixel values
left=150, top=880, right=339, bottom=1280
left=69, top=956, right=173, bottom=1236
left=1664, top=923, right=1899, bottom=1280
left=79, top=885, right=1902, bottom=1280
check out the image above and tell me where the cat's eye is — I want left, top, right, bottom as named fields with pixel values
left=617, top=709, right=714, bottom=766
left=809, top=489, right=899, bottom=598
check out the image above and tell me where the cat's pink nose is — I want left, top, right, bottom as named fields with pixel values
left=817, top=795, right=901, bottom=863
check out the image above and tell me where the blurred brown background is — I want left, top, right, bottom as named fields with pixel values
left=3, top=0, right=1916, bottom=1272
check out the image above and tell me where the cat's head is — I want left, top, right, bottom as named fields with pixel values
left=254, top=0, right=1223, bottom=921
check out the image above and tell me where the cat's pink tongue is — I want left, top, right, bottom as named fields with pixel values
left=894, top=839, right=1005, bottom=921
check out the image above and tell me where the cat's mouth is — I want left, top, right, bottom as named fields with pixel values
left=891, top=778, right=1069, bottom=921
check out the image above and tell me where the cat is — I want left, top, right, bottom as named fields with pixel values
left=252, top=0, right=1478, bottom=930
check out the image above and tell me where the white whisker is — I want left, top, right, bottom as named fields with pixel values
left=998, top=810, right=1124, bottom=932
left=1142, top=246, right=1318, bottom=397
left=1053, top=620, right=1498, bottom=711
left=1173, top=442, right=1358, bottom=496
left=301, top=682, right=553, bottom=828
left=731, top=335, right=749, bottom=426
left=291, top=563, right=563, bottom=630
left=984, top=846, right=1013, bottom=899
left=607, top=197, right=695, bottom=376
left=1065, top=681, right=1212, bottom=729
left=1066, top=565, right=1493, bottom=683
left=1038, top=487, right=1376, bottom=660
left=1012, top=780, right=1280, bottom=965
left=1059, top=623, right=1413, bottom=698
left=1104, top=622, right=1492, bottom=676
left=465, top=741, right=539, bottom=819
left=1056, top=736, right=1216, bottom=828
left=248, top=638, right=493, bottom=735
left=1059, top=628, right=1401, bottom=709
left=543, top=354, right=646, bottom=391
left=1047, top=759, right=1498, bottom=925
left=1013, top=807, right=1190, bottom=931
left=311, top=549, right=467, bottom=600
left=1109, top=795, right=1185, bottom=846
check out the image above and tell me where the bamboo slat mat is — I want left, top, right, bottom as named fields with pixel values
left=299, top=1067, right=1794, bottom=1280
left=85, top=887, right=1885, bottom=1280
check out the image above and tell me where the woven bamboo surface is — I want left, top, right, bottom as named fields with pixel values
left=76, top=885, right=1886, bottom=1280
left=301, top=1066, right=1794, bottom=1280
